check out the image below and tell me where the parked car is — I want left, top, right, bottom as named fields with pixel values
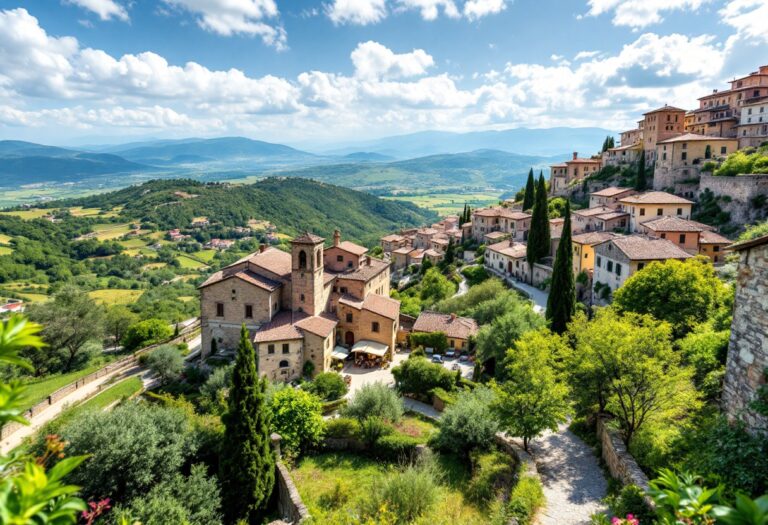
left=431, top=355, right=443, bottom=364
left=458, top=354, right=470, bottom=362
left=445, top=350, right=456, bottom=358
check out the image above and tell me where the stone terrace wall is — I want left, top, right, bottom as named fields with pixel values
left=698, top=174, right=768, bottom=224
left=596, top=417, right=654, bottom=507
left=275, top=461, right=310, bottom=524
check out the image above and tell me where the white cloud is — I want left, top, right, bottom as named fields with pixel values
left=574, top=50, right=600, bottom=60
left=396, top=0, right=459, bottom=20
left=64, top=0, right=129, bottom=21
left=326, top=0, right=388, bottom=25
left=586, top=0, right=712, bottom=28
left=161, top=0, right=286, bottom=49
left=351, top=41, right=435, bottom=80
left=463, top=0, right=506, bottom=20
left=720, top=0, right=768, bottom=44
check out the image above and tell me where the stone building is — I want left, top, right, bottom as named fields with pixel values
left=640, top=105, right=687, bottom=162
left=412, top=311, right=479, bottom=352
left=619, top=191, right=694, bottom=233
left=653, top=133, right=738, bottom=192
left=736, top=97, right=768, bottom=149
left=484, top=239, right=529, bottom=282
left=589, top=187, right=636, bottom=209
left=722, top=234, right=768, bottom=432
left=470, top=207, right=531, bottom=243
left=199, top=230, right=399, bottom=381
left=549, top=152, right=602, bottom=197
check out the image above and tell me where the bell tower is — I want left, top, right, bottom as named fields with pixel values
left=291, top=232, right=325, bottom=316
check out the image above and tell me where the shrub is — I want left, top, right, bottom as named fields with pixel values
left=199, top=363, right=232, bottom=414
left=375, top=434, right=422, bottom=462
left=392, top=356, right=455, bottom=398
left=409, top=331, right=448, bottom=352
left=434, top=386, right=498, bottom=455
left=409, top=347, right=426, bottom=359
left=607, top=485, right=654, bottom=524
left=324, top=417, right=360, bottom=439
left=302, top=360, right=315, bottom=378
left=321, top=398, right=347, bottom=415
left=146, top=345, right=184, bottom=385
left=461, top=265, right=490, bottom=286
left=467, top=449, right=516, bottom=505
left=360, top=458, right=440, bottom=525
left=507, top=471, right=544, bottom=525
left=359, top=416, right=393, bottom=447
left=342, top=382, right=404, bottom=423
left=123, top=319, right=173, bottom=351
left=306, top=372, right=348, bottom=401
left=269, top=387, right=325, bottom=453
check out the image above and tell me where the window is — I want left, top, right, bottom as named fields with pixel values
left=279, top=360, right=289, bottom=368
left=267, top=344, right=275, bottom=354
left=282, top=343, right=290, bottom=354
left=346, top=313, right=353, bottom=323
left=450, top=339, right=455, bottom=348
left=298, top=250, right=307, bottom=269
left=679, top=234, right=686, bottom=244
left=639, top=208, right=646, bottom=216
left=607, top=261, right=613, bottom=272
left=681, top=152, right=687, bottom=161
left=216, top=302, right=224, bottom=317
left=721, top=146, right=727, bottom=155
left=657, top=208, right=663, bottom=216
left=596, top=256, right=602, bottom=267
left=244, top=304, right=253, bottom=318
left=638, top=262, right=645, bottom=271
left=372, top=321, right=380, bottom=333
left=661, top=233, right=666, bottom=239
left=300, top=293, right=305, bottom=302
left=337, top=255, right=343, bottom=262
left=677, top=208, right=683, bottom=215
left=714, top=246, right=720, bottom=252
left=340, top=287, right=348, bottom=294
left=615, top=264, right=622, bottom=276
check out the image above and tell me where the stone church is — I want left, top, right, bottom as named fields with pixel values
left=199, top=231, right=400, bottom=381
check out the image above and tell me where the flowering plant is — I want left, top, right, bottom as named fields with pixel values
left=611, top=514, right=640, bottom=525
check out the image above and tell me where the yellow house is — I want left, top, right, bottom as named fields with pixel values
left=619, top=191, right=694, bottom=233
left=572, top=232, right=619, bottom=277
left=654, top=133, right=738, bottom=191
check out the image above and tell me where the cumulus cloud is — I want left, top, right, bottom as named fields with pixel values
left=463, top=0, right=506, bottom=20
left=161, top=0, right=286, bottom=49
left=326, top=0, right=388, bottom=25
left=586, top=0, right=712, bottom=28
left=351, top=41, right=435, bottom=80
left=720, top=0, right=768, bottom=44
left=64, top=0, right=129, bottom=21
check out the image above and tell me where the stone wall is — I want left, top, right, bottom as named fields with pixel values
left=698, top=174, right=768, bottom=224
left=274, top=461, right=310, bottom=524
left=596, top=417, right=654, bottom=507
left=722, top=241, right=768, bottom=432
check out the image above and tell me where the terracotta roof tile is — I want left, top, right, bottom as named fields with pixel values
left=363, top=294, right=400, bottom=320
left=606, top=235, right=693, bottom=261
left=620, top=191, right=694, bottom=205
left=591, top=186, right=635, bottom=197
left=572, top=232, right=619, bottom=245
left=487, top=240, right=527, bottom=258
left=332, top=257, right=389, bottom=281
left=657, top=133, right=736, bottom=144
left=641, top=216, right=713, bottom=233
left=292, top=232, right=325, bottom=244
left=381, top=234, right=405, bottom=242
left=413, top=311, right=479, bottom=340
left=336, top=241, right=368, bottom=255
left=295, top=314, right=338, bottom=338
left=253, top=311, right=305, bottom=342
left=574, top=206, right=616, bottom=217
left=699, top=230, right=732, bottom=244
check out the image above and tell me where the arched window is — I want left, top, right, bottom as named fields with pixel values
left=316, top=249, right=321, bottom=266
left=279, top=360, right=289, bottom=368
left=298, top=250, right=307, bottom=269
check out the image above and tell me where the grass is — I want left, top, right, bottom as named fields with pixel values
left=192, top=249, right=217, bottom=262
left=0, top=233, right=13, bottom=244
left=176, top=255, right=208, bottom=269
left=15, top=292, right=48, bottom=302
left=119, top=237, right=149, bottom=249
left=0, top=246, right=12, bottom=256
left=20, top=362, right=110, bottom=411
left=88, top=289, right=144, bottom=305
left=91, top=223, right=133, bottom=241
left=68, top=206, right=104, bottom=218
left=142, top=262, right=168, bottom=271
left=0, top=208, right=51, bottom=220
left=384, top=191, right=501, bottom=215
left=292, top=452, right=489, bottom=525
left=394, top=413, right=440, bottom=440
left=177, top=296, right=196, bottom=302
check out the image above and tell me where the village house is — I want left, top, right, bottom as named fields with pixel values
left=168, top=229, right=191, bottom=242
left=0, top=300, right=25, bottom=316
left=471, top=207, right=531, bottom=243
left=589, top=187, right=637, bottom=209
left=484, top=239, right=529, bottom=282
left=689, top=65, right=768, bottom=139
left=698, top=230, right=732, bottom=265
left=191, top=216, right=210, bottom=228
left=638, top=216, right=722, bottom=256
left=619, top=191, right=694, bottom=233
left=602, top=143, right=642, bottom=167
left=640, top=105, right=687, bottom=162
left=736, top=97, right=768, bottom=149
left=199, top=230, right=400, bottom=381
left=205, top=238, right=236, bottom=250
left=549, top=152, right=602, bottom=197
left=721, top=234, right=768, bottom=433
left=572, top=231, right=619, bottom=277
left=592, top=235, right=693, bottom=300
left=412, top=311, right=479, bottom=352
left=654, top=133, right=738, bottom=192
left=571, top=206, right=629, bottom=234
left=380, top=234, right=409, bottom=253
left=413, top=228, right=440, bottom=249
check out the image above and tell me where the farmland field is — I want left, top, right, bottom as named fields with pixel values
left=0, top=246, right=12, bottom=255
left=119, top=238, right=148, bottom=249
left=16, top=292, right=49, bottom=302
left=192, top=249, right=217, bottom=262
left=0, top=208, right=51, bottom=220
left=177, top=255, right=208, bottom=269
left=88, top=289, right=144, bottom=305
left=0, top=233, right=13, bottom=244
left=91, top=223, right=134, bottom=240
left=383, top=190, right=501, bottom=215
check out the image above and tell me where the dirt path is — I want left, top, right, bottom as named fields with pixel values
left=532, top=424, right=608, bottom=525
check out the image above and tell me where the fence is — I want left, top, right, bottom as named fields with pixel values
left=0, top=319, right=200, bottom=441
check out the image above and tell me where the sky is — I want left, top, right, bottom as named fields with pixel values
left=0, top=0, right=766, bottom=146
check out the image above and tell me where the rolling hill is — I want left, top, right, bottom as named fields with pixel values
left=0, top=151, right=152, bottom=186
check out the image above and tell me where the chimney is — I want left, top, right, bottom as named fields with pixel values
left=572, top=152, right=578, bottom=160
left=333, top=229, right=341, bottom=247
left=259, top=244, right=266, bottom=253
left=366, top=255, right=372, bottom=266
left=509, top=239, right=514, bottom=247
left=450, top=313, right=457, bottom=321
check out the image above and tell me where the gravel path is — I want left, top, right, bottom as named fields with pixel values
left=532, top=424, right=608, bottom=525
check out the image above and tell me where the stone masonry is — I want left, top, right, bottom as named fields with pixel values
left=722, top=236, right=768, bottom=432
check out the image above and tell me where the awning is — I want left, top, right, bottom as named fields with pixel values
left=331, top=346, right=350, bottom=360
left=351, top=340, right=389, bottom=357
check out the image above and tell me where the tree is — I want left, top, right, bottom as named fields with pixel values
left=105, top=305, right=139, bottom=349
left=567, top=309, right=699, bottom=446
left=342, top=382, right=404, bottom=423
left=391, top=356, right=455, bottom=398
left=269, top=387, right=325, bottom=453
left=434, top=386, right=499, bottom=455
left=602, top=135, right=615, bottom=152
left=26, top=285, right=105, bottom=371
left=526, top=174, right=551, bottom=281
left=522, top=168, right=536, bottom=211
left=122, top=318, right=173, bottom=351
left=493, top=330, right=569, bottom=452
left=613, top=257, right=728, bottom=337
left=220, top=325, right=275, bottom=524
left=419, top=267, right=455, bottom=305
left=475, top=305, right=544, bottom=375
left=635, top=150, right=647, bottom=191
left=444, top=237, right=456, bottom=265
left=306, top=371, right=348, bottom=401
left=546, top=201, right=575, bottom=334
left=146, top=345, right=184, bottom=385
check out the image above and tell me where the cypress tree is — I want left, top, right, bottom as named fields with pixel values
left=220, top=325, right=275, bottom=524
left=526, top=174, right=551, bottom=283
left=445, top=237, right=455, bottom=265
left=522, top=168, right=535, bottom=211
left=635, top=150, right=647, bottom=191
left=546, top=200, right=575, bottom=334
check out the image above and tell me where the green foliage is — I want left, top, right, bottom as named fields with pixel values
left=526, top=174, right=551, bottom=269
left=522, top=168, right=535, bottom=211
left=613, top=257, right=730, bottom=337
left=360, top=458, right=441, bottom=525
left=302, top=359, right=315, bottom=378
left=359, top=416, right=393, bottom=447
left=461, top=265, right=489, bottom=286
left=219, top=325, right=275, bottom=524
left=408, top=331, right=448, bottom=352
left=602, top=135, right=616, bottom=153
left=374, top=434, right=423, bottom=461
left=605, top=484, right=655, bottom=524
left=693, top=188, right=731, bottom=227
left=419, top=267, right=456, bottom=306
left=342, top=382, right=404, bottom=423
left=467, top=449, right=516, bottom=505
left=547, top=197, right=569, bottom=219
left=493, top=329, right=569, bottom=451
left=306, top=371, right=348, bottom=401
left=197, top=363, right=232, bottom=415
left=434, top=386, right=499, bottom=455
left=105, top=305, right=139, bottom=348
left=635, top=151, right=647, bottom=191
left=114, top=464, right=222, bottom=525
left=269, top=387, right=325, bottom=452
left=506, top=470, right=545, bottom=525
left=392, top=356, right=455, bottom=398
left=714, top=149, right=768, bottom=176
left=740, top=220, right=768, bottom=242
left=122, top=318, right=172, bottom=351
left=324, top=417, right=361, bottom=439
left=475, top=302, right=544, bottom=374
left=678, top=326, right=729, bottom=400
left=145, top=344, right=184, bottom=385
left=546, top=200, right=575, bottom=334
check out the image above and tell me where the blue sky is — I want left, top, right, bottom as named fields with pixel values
left=0, top=0, right=766, bottom=146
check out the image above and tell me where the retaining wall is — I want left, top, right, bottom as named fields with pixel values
left=698, top=174, right=768, bottom=223
left=596, top=416, right=654, bottom=507
left=275, top=461, right=310, bottom=524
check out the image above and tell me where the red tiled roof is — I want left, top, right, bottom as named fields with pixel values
left=487, top=240, right=527, bottom=258
left=295, top=314, right=338, bottom=338
left=643, top=105, right=686, bottom=115
left=574, top=206, right=616, bottom=217
left=699, top=230, right=732, bottom=245
left=413, top=311, right=479, bottom=340
left=332, top=257, right=389, bottom=281
left=292, top=232, right=325, bottom=244
left=198, top=268, right=282, bottom=291
left=363, top=294, right=400, bottom=320
left=591, top=186, right=635, bottom=197
left=253, top=311, right=305, bottom=342
left=606, top=235, right=693, bottom=261
left=572, top=232, right=619, bottom=245
left=393, top=247, right=413, bottom=255
left=336, top=240, right=368, bottom=255
left=381, top=234, right=405, bottom=242
left=657, top=133, right=736, bottom=144
left=641, top=216, right=713, bottom=233
left=620, top=191, right=694, bottom=205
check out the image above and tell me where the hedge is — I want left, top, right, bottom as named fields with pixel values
left=324, top=417, right=360, bottom=439
left=409, top=332, right=448, bottom=353
left=374, top=434, right=422, bottom=461
left=321, top=398, right=348, bottom=415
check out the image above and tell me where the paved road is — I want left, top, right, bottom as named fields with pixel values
left=531, top=424, right=608, bottom=525
left=487, top=267, right=548, bottom=314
